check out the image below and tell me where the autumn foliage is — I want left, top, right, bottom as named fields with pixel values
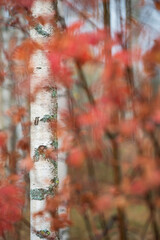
left=1, top=0, right=160, bottom=240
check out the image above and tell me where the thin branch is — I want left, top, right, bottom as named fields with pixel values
left=64, top=0, right=99, bottom=29
left=75, top=61, right=95, bottom=105
left=145, top=193, right=160, bottom=240
left=141, top=215, right=151, bottom=240
left=83, top=212, right=96, bottom=240
left=101, top=215, right=117, bottom=240
left=22, top=217, right=30, bottom=228
left=112, top=141, right=128, bottom=240
left=52, top=0, right=67, bottom=30
left=103, top=0, right=110, bottom=31
left=1, top=233, right=7, bottom=240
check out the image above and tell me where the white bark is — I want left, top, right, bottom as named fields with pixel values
left=30, top=52, right=55, bottom=240
left=30, top=1, right=58, bottom=239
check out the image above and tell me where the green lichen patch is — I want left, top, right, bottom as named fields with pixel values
left=36, top=229, right=50, bottom=239
left=51, top=160, right=57, bottom=169
left=51, top=88, right=57, bottom=98
left=30, top=186, right=54, bottom=200
left=35, top=24, right=50, bottom=37
left=33, top=148, right=41, bottom=162
left=45, top=86, right=57, bottom=98
left=40, top=114, right=57, bottom=123
left=51, top=139, right=58, bottom=150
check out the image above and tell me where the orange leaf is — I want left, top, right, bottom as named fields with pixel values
left=67, top=147, right=85, bottom=168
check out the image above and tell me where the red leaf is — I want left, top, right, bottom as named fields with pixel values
left=6, top=106, right=26, bottom=124
left=78, top=106, right=108, bottom=127
left=48, top=53, right=73, bottom=87
left=67, top=147, right=85, bottom=168
left=0, top=184, right=24, bottom=235
left=0, top=132, right=7, bottom=147
left=19, top=155, right=33, bottom=171
left=130, top=179, right=147, bottom=195
left=13, top=0, right=34, bottom=8
left=114, top=50, right=131, bottom=66
left=119, top=119, right=138, bottom=137
left=95, top=195, right=112, bottom=213
left=152, top=110, right=160, bottom=124
left=67, top=21, right=84, bottom=33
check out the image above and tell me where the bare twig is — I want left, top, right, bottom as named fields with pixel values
left=145, top=193, right=160, bottom=240
left=64, top=0, right=99, bottom=29
left=141, top=215, right=151, bottom=240
left=83, top=212, right=96, bottom=240
left=75, top=61, right=95, bottom=105
left=112, top=141, right=128, bottom=240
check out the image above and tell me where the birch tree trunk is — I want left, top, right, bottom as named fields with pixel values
left=30, top=1, right=59, bottom=239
